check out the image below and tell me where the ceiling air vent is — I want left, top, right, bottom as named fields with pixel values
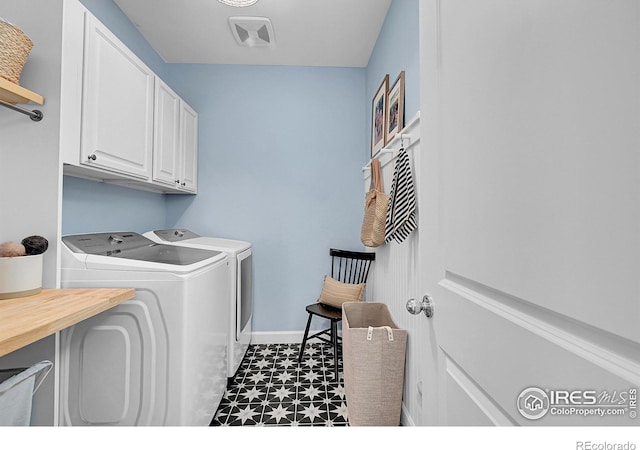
left=228, top=16, right=274, bottom=47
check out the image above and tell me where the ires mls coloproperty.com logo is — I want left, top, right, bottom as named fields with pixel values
left=517, top=386, right=637, bottom=420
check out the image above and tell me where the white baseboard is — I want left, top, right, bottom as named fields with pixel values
left=401, top=402, right=415, bottom=426
left=251, top=330, right=326, bottom=345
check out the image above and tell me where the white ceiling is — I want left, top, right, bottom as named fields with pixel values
left=113, top=0, right=392, bottom=67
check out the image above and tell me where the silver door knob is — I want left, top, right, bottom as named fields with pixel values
left=406, top=295, right=434, bottom=318
left=88, top=154, right=97, bottom=161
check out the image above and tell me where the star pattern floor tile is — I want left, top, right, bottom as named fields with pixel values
left=211, top=342, right=349, bottom=426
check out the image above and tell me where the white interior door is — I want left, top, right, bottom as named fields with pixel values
left=418, top=0, right=639, bottom=426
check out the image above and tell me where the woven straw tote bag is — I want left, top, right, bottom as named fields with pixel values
left=361, top=158, right=389, bottom=247
left=0, top=18, right=33, bottom=85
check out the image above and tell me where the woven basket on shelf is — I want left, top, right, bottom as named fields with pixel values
left=0, top=18, right=33, bottom=85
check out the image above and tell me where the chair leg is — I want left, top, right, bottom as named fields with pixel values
left=298, top=313, right=313, bottom=365
left=331, top=320, right=339, bottom=380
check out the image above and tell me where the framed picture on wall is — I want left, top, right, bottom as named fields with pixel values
left=371, top=74, right=389, bottom=157
left=386, top=71, right=405, bottom=144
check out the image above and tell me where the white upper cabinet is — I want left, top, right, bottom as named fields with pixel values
left=153, top=80, right=181, bottom=186
left=152, top=80, right=198, bottom=193
left=61, top=0, right=197, bottom=194
left=80, top=14, right=154, bottom=180
left=178, top=101, right=198, bottom=193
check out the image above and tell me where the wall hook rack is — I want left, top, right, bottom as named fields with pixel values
left=362, top=111, right=421, bottom=172
left=0, top=99, right=43, bottom=121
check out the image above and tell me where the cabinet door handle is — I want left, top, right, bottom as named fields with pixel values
left=175, top=179, right=180, bottom=184
left=181, top=182, right=186, bottom=186
left=88, top=154, right=97, bottom=161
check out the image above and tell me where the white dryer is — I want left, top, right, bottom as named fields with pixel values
left=144, top=229, right=252, bottom=381
left=60, top=232, right=229, bottom=426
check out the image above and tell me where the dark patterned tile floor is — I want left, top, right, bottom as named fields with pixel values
left=210, top=342, right=349, bottom=426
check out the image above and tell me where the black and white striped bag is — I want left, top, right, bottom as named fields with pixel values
left=384, top=146, right=417, bottom=243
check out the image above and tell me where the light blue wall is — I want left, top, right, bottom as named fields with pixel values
left=61, top=1, right=367, bottom=333
left=366, top=0, right=420, bottom=159
left=61, top=0, right=419, bottom=333
left=62, top=177, right=168, bottom=234
left=164, top=64, right=367, bottom=332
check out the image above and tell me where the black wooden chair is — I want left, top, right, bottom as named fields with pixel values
left=297, top=248, right=375, bottom=380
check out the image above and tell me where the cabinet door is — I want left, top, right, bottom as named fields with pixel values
left=179, top=101, right=198, bottom=193
left=152, top=80, right=180, bottom=187
left=81, top=15, right=153, bottom=180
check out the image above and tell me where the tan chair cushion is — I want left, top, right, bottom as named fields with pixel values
left=317, top=275, right=365, bottom=309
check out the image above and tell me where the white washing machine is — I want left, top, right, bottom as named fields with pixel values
left=60, top=232, right=229, bottom=426
left=144, top=229, right=252, bottom=381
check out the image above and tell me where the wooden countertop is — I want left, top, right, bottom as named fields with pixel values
left=0, top=288, right=135, bottom=357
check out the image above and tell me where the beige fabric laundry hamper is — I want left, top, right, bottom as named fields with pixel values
left=342, top=302, right=407, bottom=426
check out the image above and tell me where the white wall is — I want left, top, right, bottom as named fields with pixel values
left=0, top=0, right=64, bottom=425
left=1, top=0, right=63, bottom=288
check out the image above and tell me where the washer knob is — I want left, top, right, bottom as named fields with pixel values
left=108, top=235, right=124, bottom=245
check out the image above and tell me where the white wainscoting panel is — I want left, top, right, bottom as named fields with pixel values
left=363, top=113, right=423, bottom=426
